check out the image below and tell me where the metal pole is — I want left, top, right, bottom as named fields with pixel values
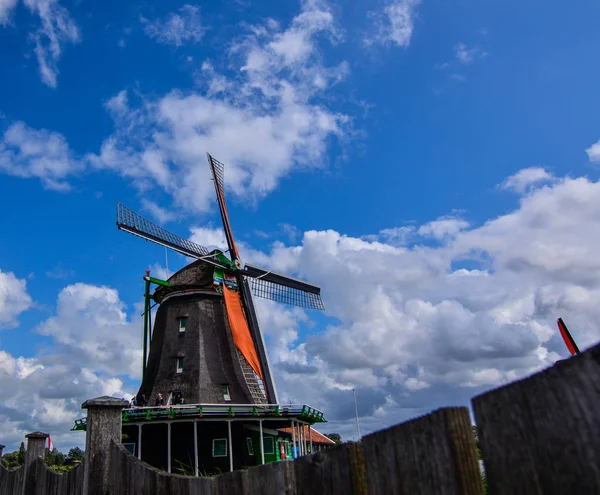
left=291, top=420, right=297, bottom=459
left=164, top=247, right=169, bottom=279
left=259, top=420, right=265, bottom=465
left=137, top=424, right=142, bottom=460
left=309, top=426, right=313, bottom=454
left=194, top=421, right=198, bottom=477
left=142, top=276, right=150, bottom=380
left=303, top=424, right=307, bottom=455
left=353, top=389, right=362, bottom=441
left=167, top=422, right=172, bottom=473
left=299, top=423, right=304, bottom=456
left=228, top=421, right=233, bottom=472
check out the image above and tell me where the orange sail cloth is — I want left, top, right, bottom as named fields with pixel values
left=222, top=284, right=264, bottom=380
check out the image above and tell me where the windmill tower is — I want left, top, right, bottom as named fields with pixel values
left=116, top=154, right=324, bottom=410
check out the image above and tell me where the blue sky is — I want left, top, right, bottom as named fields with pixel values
left=2, top=0, right=600, bottom=451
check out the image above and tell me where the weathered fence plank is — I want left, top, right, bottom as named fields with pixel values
left=211, top=469, right=248, bottom=495
left=109, top=441, right=214, bottom=495
left=361, top=407, right=483, bottom=495
left=293, top=441, right=366, bottom=495
left=0, top=465, right=24, bottom=495
left=473, top=343, right=600, bottom=495
left=245, top=460, right=296, bottom=495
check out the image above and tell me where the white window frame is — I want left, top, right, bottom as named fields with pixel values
left=222, top=384, right=231, bottom=402
left=212, top=438, right=228, bottom=457
left=176, top=357, right=184, bottom=374
left=179, top=317, right=187, bottom=333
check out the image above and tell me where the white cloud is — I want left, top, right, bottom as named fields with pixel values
left=89, top=0, right=349, bottom=213
left=140, top=198, right=177, bottom=224
left=0, top=349, right=129, bottom=451
left=366, top=226, right=415, bottom=246
left=0, top=282, right=138, bottom=452
left=142, top=4, right=206, bottom=47
left=37, top=283, right=141, bottom=379
left=0, top=269, right=32, bottom=328
left=500, top=166, right=554, bottom=193
left=0, top=121, right=81, bottom=190
left=365, top=0, right=420, bottom=48
left=453, top=42, right=487, bottom=64
left=23, top=0, right=80, bottom=88
left=418, top=216, right=469, bottom=240
left=249, top=172, right=600, bottom=435
left=586, top=140, right=600, bottom=162
left=4, top=170, right=600, bottom=446
left=0, top=0, right=18, bottom=25
left=45, top=263, right=75, bottom=279
left=148, top=262, right=171, bottom=281
left=189, top=226, right=227, bottom=252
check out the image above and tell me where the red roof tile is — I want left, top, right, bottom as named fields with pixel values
left=278, top=426, right=336, bottom=445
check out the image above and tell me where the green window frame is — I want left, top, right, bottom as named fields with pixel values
left=263, top=437, right=274, bottom=455
left=176, top=357, right=184, bottom=374
left=246, top=438, right=254, bottom=455
left=212, top=438, right=227, bottom=457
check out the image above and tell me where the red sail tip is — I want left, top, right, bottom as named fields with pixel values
left=557, top=317, right=580, bottom=356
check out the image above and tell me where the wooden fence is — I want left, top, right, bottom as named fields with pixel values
left=107, top=406, right=480, bottom=494
left=0, top=465, right=23, bottom=495
left=3, top=341, right=600, bottom=494
left=0, top=435, right=82, bottom=495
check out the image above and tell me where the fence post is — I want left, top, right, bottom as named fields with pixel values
left=361, top=407, right=483, bottom=495
left=82, top=396, right=129, bottom=495
left=22, top=431, right=48, bottom=495
left=473, top=343, right=600, bottom=494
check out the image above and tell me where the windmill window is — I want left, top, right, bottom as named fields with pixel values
left=176, top=357, right=184, bottom=374
left=246, top=438, right=254, bottom=455
left=222, top=384, right=231, bottom=401
left=179, top=317, right=187, bottom=332
left=263, top=437, right=274, bottom=455
left=212, top=438, right=227, bottom=457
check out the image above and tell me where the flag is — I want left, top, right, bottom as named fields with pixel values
left=47, top=436, right=53, bottom=452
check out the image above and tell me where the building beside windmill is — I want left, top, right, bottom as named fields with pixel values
left=72, top=154, right=330, bottom=475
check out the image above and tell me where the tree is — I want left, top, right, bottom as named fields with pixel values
left=17, top=442, right=26, bottom=465
left=324, top=433, right=342, bottom=444
left=472, top=425, right=482, bottom=460
left=45, top=448, right=65, bottom=467
left=68, top=447, right=85, bottom=462
left=1, top=451, right=20, bottom=469
left=1, top=443, right=26, bottom=469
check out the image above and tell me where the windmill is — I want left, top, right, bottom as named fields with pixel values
left=116, top=154, right=324, bottom=407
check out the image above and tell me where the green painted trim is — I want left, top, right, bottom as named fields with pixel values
left=214, top=251, right=237, bottom=270
left=148, top=276, right=170, bottom=287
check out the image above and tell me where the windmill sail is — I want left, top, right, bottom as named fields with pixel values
left=243, top=264, right=324, bottom=310
left=222, top=284, right=263, bottom=380
left=208, top=154, right=240, bottom=261
left=207, top=154, right=279, bottom=403
left=116, top=203, right=226, bottom=267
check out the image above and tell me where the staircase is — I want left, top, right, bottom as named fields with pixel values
left=237, top=349, right=267, bottom=404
